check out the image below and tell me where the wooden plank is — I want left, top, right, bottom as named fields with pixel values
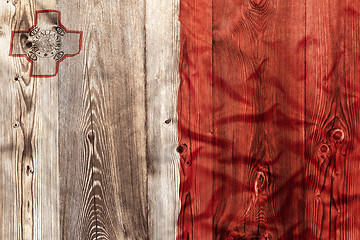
left=1, top=1, right=60, bottom=239
left=177, top=0, right=213, bottom=239
left=304, top=0, right=343, bottom=238
left=342, top=2, right=360, bottom=239
left=0, top=3, right=17, bottom=240
left=177, top=0, right=306, bottom=238
left=2, top=0, right=360, bottom=239
left=58, top=0, right=149, bottom=239
left=304, top=1, right=360, bottom=239
left=214, top=0, right=307, bottom=238
left=56, top=2, right=95, bottom=239
left=3, top=0, right=178, bottom=239
left=83, top=1, right=148, bottom=238
left=254, top=1, right=306, bottom=238
left=145, top=0, right=181, bottom=239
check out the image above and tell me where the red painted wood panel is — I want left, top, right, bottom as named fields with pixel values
left=177, top=0, right=360, bottom=239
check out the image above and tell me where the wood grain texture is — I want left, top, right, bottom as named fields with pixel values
left=56, top=2, right=95, bottom=239
left=177, top=0, right=307, bottom=238
left=82, top=1, right=149, bottom=239
left=342, top=2, right=360, bottom=239
left=145, top=0, right=181, bottom=239
left=2, top=0, right=181, bottom=239
left=0, top=3, right=17, bottom=239
left=177, top=0, right=360, bottom=239
left=211, top=0, right=307, bottom=238
left=8, top=0, right=360, bottom=239
left=58, top=0, right=181, bottom=239
left=177, top=0, right=213, bottom=239
left=1, top=1, right=60, bottom=240
left=58, top=0, right=149, bottom=239
left=304, top=0, right=360, bottom=239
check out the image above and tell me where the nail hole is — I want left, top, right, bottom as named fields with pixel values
left=165, top=119, right=171, bottom=124
left=13, top=122, right=19, bottom=128
left=14, top=77, right=19, bottom=81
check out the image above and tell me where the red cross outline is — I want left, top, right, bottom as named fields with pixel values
left=9, top=10, right=83, bottom=78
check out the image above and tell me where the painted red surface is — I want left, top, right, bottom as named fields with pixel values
left=177, top=0, right=360, bottom=239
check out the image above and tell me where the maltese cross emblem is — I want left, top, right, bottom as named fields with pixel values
left=10, top=10, right=83, bottom=78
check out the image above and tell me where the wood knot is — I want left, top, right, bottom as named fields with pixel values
left=26, top=41, right=33, bottom=48
left=26, top=165, right=34, bottom=175
left=319, top=144, right=330, bottom=153
left=255, top=171, right=267, bottom=194
left=330, top=129, right=345, bottom=143
left=318, top=144, right=331, bottom=158
left=176, top=143, right=187, bottom=154
left=249, top=0, right=269, bottom=12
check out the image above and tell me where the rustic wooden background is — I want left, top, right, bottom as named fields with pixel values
left=2, top=0, right=360, bottom=239
left=176, top=0, right=360, bottom=239
left=0, top=0, right=180, bottom=239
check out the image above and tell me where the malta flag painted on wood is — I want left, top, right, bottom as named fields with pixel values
left=177, top=0, right=360, bottom=239
left=2, top=0, right=360, bottom=239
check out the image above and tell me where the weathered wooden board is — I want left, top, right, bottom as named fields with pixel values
left=304, top=1, right=360, bottom=239
left=1, top=1, right=60, bottom=239
left=1, top=0, right=180, bottom=239
left=177, top=0, right=360, bottom=239
left=2, top=0, right=360, bottom=239
left=146, top=0, right=181, bottom=239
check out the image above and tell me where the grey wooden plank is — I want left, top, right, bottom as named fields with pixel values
left=56, top=2, right=96, bottom=239
left=1, top=1, right=60, bottom=239
left=58, top=0, right=149, bottom=239
left=0, top=3, right=17, bottom=240
left=1, top=0, right=182, bottom=239
left=82, top=1, right=148, bottom=238
left=145, top=0, right=181, bottom=239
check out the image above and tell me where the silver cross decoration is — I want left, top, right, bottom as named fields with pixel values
left=10, top=10, right=82, bottom=78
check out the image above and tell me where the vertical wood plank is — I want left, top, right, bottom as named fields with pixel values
left=3, top=1, right=60, bottom=239
left=211, top=0, right=306, bottom=239
left=305, top=0, right=360, bottom=239
left=85, top=0, right=148, bottom=238
left=145, top=0, right=181, bottom=238
left=0, top=3, right=17, bottom=240
left=177, top=0, right=306, bottom=239
left=58, top=0, right=149, bottom=239
left=56, top=1, right=95, bottom=239
left=177, top=0, right=213, bottom=239
left=342, top=2, right=360, bottom=239
left=305, top=0, right=343, bottom=239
